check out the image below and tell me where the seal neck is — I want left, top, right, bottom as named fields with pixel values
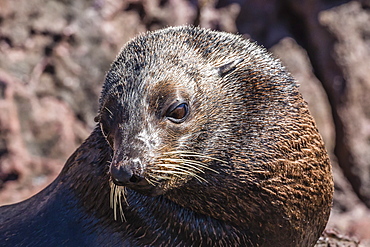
left=61, top=127, right=253, bottom=245
left=61, top=127, right=113, bottom=219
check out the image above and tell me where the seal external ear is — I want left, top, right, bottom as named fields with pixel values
left=217, top=58, right=244, bottom=77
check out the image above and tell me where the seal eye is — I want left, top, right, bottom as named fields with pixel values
left=166, top=103, right=189, bottom=123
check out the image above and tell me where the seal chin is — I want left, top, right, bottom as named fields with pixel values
left=133, top=185, right=164, bottom=197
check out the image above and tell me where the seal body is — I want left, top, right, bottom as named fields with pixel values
left=0, top=26, right=333, bottom=247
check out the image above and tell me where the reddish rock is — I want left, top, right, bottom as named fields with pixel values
left=1, top=0, right=369, bottom=244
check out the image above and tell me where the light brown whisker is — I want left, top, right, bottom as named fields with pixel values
left=109, top=182, right=127, bottom=222
left=169, top=167, right=207, bottom=183
left=151, top=170, right=189, bottom=176
left=145, top=177, right=156, bottom=186
left=162, top=151, right=228, bottom=164
left=158, top=158, right=219, bottom=174
left=104, top=106, right=113, bottom=116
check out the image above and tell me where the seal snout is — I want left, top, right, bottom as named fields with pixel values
left=110, top=162, right=143, bottom=186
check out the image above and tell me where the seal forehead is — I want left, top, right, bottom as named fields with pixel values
left=100, top=25, right=294, bottom=109
left=101, top=42, right=216, bottom=124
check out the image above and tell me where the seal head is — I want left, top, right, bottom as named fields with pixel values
left=94, top=26, right=333, bottom=246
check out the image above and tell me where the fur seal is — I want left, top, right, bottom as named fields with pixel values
left=0, top=26, right=333, bottom=246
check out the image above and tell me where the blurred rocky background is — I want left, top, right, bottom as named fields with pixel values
left=0, top=0, right=369, bottom=245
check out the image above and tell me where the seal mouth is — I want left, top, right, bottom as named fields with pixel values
left=109, top=177, right=163, bottom=221
left=109, top=151, right=224, bottom=221
left=111, top=175, right=163, bottom=197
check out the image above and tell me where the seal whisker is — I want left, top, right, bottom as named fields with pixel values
left=146, top=174, right=160, bottom=184
left=178, top=154, right=228, bottom=164
left=180, top=171, right=207, bottom=183
left=167, top=166, right=207, bottom=183
left=100, top=122, right=112, bottom=147
left=151, top=170, right=189, bottom=176
left=173, top=161, right=205, bottom=173
left=117, top=187, right=127, bottom=222
left=109, top=182, right=115, bottom=211
left=147, top=171, right=176, bottom=181
left=163, top=151, right=204, bottom=155
left=152, top=160, right=209, bottom=183
left=155, top=162, right=202, bottom=173
left=114, top=186, right=120, bottom=221
left=145, top=177, right=156, bottom=186
left=110, top=183, right=119, bottom=221
left=183, top=160, right=219, bottom=174
left=118, top=186, right=129, bottom=206
left=160, top=160, right=206, bottom=174
left=159, top=158, right=219, bottom=173
left=162, top=151, right=228, bottom=164
left=104, top=106, right=113, bottom=117
left=150, top=172, right=189, bottom=181
left=109, top=182, right=127, bottom=222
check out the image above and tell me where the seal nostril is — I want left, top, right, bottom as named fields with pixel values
left=129, top=174, right=141, bottom=183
